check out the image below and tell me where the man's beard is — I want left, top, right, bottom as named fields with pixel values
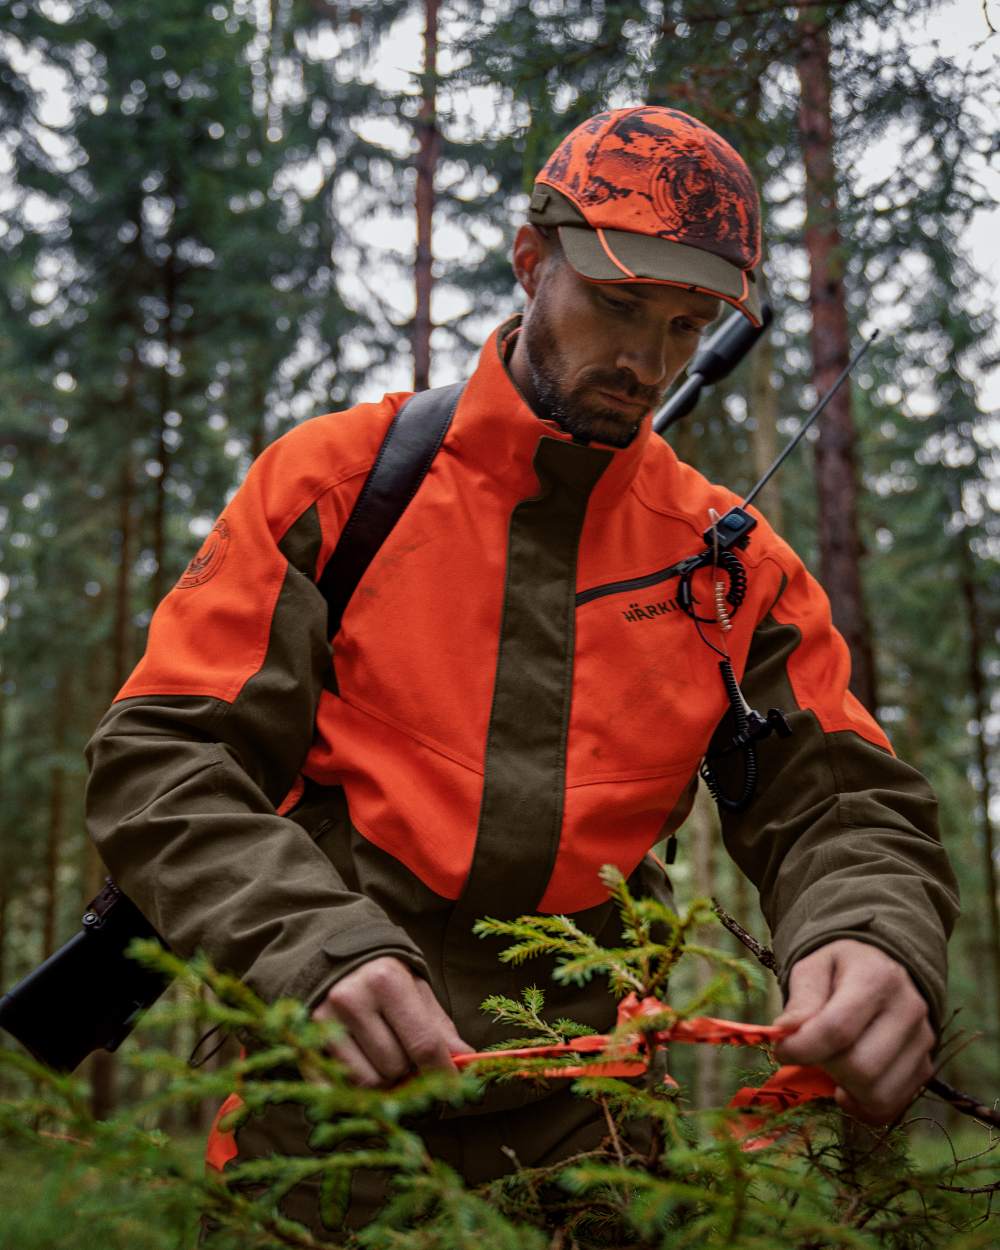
left=520, top=283, right=660, bottom=449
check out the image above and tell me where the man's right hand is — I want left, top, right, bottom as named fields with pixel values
left=310, top=956, right=470, bottom=1088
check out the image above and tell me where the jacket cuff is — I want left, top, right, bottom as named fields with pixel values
left=775, top=910, right=947, bottom=1036
left=275, top=927, right=430, bottom=1012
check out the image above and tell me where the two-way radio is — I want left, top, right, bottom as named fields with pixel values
left=656, top=305, right=879, bottom=813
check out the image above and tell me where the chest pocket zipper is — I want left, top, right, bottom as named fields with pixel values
left=576, top=557, right=692, bottom=607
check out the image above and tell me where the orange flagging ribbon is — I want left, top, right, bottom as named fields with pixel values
left=452, top=994, right=836, bottom=1150
left=205, top=1091, right=243, bottom=1172
left=203, top=1000, right=837, bottom=1169
left=205, top=1045, right=248, bottom=1174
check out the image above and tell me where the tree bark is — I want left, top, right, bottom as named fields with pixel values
left=113, top=450, right=136, bottom=697
left=83, top=447, right=135, bottom=913
left=795, top=9, right=877, bottom=713
left=669, top=371, right=727, bottom=472
left=0, top=682, right=7, bottom=991
left=0, top=880, right=7, bottom=995
left=250, top=374, right=267, bottom=462
left=151, top=244, right=177, bottom=610
left=413, top=0, right=440, bottom=392
left=749, top=311, right=783, bottom=531
left=84, top=442, right=136, bottom=1120
left=958, top=533, right=1000, bottom=1045
left=43, top=675, right=70, bottom=960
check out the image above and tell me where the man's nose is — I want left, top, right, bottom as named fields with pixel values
left=614, top=335, right=671, bottom=390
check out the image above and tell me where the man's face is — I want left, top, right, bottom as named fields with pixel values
left=511, top=229, right=721, bottom=448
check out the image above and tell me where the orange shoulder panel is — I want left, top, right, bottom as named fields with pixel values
left=116, top=396, right=407, bottom=704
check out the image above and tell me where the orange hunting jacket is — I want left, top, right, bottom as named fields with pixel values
left=85, top=319, right=958, bottom=1060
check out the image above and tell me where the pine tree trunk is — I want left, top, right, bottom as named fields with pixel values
left=669, top=373, right=726, bottom=472
left=0, top=880, right=7, bottom=994
left=84, top=447, right=135, bottom=900
left=250, top=375, right=267, bottom=462
left=85, top=446, right=136, bottom=1120
left=113, top=450, right=136, bottom=695
left=413, top=0, right=440, bottom=392
left=136, top=229, right=184, bottom=1109
left=670, top=415, right=696, bottom=470
left=43, top=675, right=70, bottom=959
left=151, top=304, right=174, bottom=609
left=795, top=10, right=877, bottom=713
left=0, top=682, right=8, bottom=992
left=959, top=537, right=1000, bottom=1044
left=749, top=314, right=783, bottom=531
left=0, top=883, right=7, bottom=1104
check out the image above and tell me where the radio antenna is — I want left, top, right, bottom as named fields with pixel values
left=742, top=330, right=879, bottom=510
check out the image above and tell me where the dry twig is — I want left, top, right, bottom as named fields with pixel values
left=711, top=898, right=779, bottom=974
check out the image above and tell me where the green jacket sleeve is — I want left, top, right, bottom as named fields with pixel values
left=712, top=555, right=960, bottom=1032
left=84, top=417, right=429, bottom=1011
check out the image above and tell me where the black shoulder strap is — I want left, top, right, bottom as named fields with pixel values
left=318, top=381, right=464, bottom=638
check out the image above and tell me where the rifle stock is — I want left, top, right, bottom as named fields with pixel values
left=0, top=879, right=172, bottom=1073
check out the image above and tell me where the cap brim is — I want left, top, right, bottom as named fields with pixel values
left=558, top=225, right=763, bottom=327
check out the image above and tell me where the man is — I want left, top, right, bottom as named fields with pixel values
left=85, top=106, right=958, bottom=1235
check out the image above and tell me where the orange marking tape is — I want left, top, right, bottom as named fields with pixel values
left=204, top=1045, right=247, bottom=1174
left=727, top=1064, right=838, bottom=1150
left=452, top=993, right=798, bottom=1076
left=453, top=994, right=832, bottom=1142
left=205, top=1091, right=243, bottom=1173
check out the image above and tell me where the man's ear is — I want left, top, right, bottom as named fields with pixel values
left=512, top=224, right=549, bottom=301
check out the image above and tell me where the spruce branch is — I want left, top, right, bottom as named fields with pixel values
left=476, top=874, right=721, bottom=1004
left=598, top=1094, right=626, bottom=1167
left=708, top=900, right=1000, bottom=1133
left=6, top=894, right=995, bottom=1247
left=935, top=1178, right=1000, bottom=1195
left=925, top=1076, right=1000, bottom=1131
left=479, top=985, right=597, bottom=1048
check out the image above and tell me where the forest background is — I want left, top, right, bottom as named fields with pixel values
left=0, top=0, right=998, bottom=1235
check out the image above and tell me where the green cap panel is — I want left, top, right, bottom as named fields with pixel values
left=558, top=225, right=762, bottom=325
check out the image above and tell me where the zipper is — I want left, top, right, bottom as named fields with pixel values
left=575, top=556, right=697, bottom=607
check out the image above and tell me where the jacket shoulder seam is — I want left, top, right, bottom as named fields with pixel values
left=272, top=460, right=374, bottom=548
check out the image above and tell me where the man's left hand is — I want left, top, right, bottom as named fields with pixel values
left=772, top=939, right=935, bottom=1124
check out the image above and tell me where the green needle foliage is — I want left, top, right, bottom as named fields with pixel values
left=478, top=983, right=599, bottom=1050
left=2, top=869, right=998, bottom=1248
left=475, top=864, right=767, bottom=1009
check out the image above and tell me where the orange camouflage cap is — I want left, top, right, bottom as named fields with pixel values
left=529, top=105, right=763, bottom=326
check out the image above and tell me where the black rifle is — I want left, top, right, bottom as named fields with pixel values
left=0, top=382, right=463, bottom=1073
left=0, top=880, right=170, bottom=1072
left=653, top=302, right=773, bottom=434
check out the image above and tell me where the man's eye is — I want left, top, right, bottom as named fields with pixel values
left=601, top=294, right=635, bottom=315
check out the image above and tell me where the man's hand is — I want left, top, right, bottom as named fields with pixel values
left=772, top=939, right=935, bottom=1124
left=310, top=956, right=470, bottom=1088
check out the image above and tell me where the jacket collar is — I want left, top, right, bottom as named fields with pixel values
left=444, top=316, right=652, bottom=509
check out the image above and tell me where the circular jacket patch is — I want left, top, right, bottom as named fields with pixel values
left=177, top=519, right=230, bottom=588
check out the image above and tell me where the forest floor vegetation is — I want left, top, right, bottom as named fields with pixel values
left=1, top=871, right=997, bottom=1249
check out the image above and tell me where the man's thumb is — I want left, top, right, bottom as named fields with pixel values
left=771, top=949, right=836, bottom=1030
left=772, top=1003, right=810, bottom=1032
